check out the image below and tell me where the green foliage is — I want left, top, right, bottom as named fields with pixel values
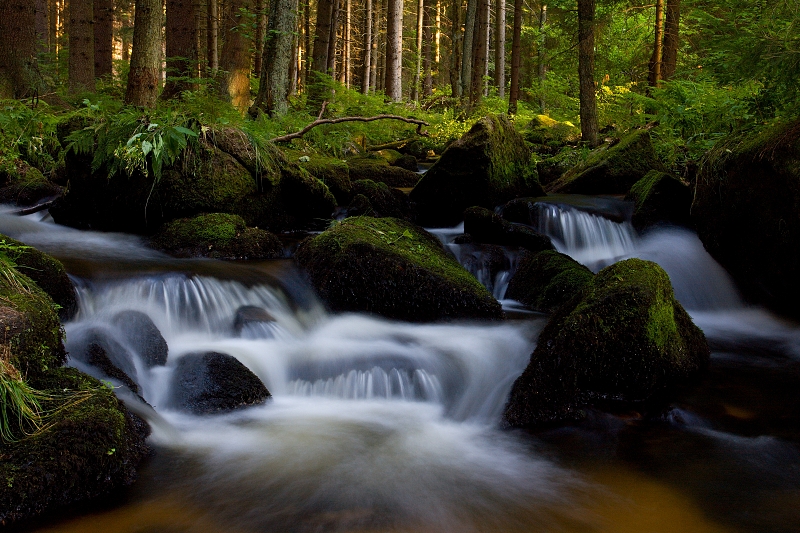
left=0, top=102, right=63, bottom=178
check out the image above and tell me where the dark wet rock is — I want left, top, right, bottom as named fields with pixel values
left=347, top=154, right=421, bottom=188
left=0, top=160, right=63, bottom=206
left=505, top=250, right=594, bottom=313
left=692, top=119, right=800, bottom=319
left=501, top=195, right=633, bottom=225
left=503, top=259, right=709, bottom=427
left=69, top=327, right=140, bottom=391
left=150, top=213, right=284, bottom=260
left=170, top=351, right=271, bottom=414
left=410, top=114, right=544, bottom=226
left=345, top=179, right=411, bottom=219
left=111, top=310, right=168, bottom=367
left=463, top=206, right=553, bottom=252
left=233, top=305, right=275, bottom=335
left=546, top=130, right=665, bottom=195
left=536, top=148, right=586, bottom=185
left=0, top=234, right=77, bottom=320
left=295, top=216, right=503, bottom=322
left=625, top=170, right=693, bottom=231
left=289, top=151, right=352, bottom=204
left=85, top=342, right=140, bottom=393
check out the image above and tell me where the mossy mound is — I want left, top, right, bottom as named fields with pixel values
left=410, top=114, right=544, bottom=226
left=546, top=130, right=665, bottom=194
left=503, top=258, right=709, bottom=426
left=295, top=217, right=503, bottom=322
left=505, top=250, right=594, bottom=313
left=0, top=368, right=150, bottom=526
left=537, top=148, right=586, bottom=185
left=693, top=119, right=800, bottom=318
left=0, top=234, right=77, bottom=320
left=344, top=179, right=411, bottom=219
left=287, top=150, right=352, bottom=204
left=347, top=154, right=421, bottom=188
left=524, top=115, right=581, bottom=150
left=151, top=213, right=284, bottom=260
left=0, top=160, right=63, bottom=206
left=375, top=149, right=418, bottom=171
left=625, top=170, right=692, bottom=230
left=463, top=206, right=553, bottom=252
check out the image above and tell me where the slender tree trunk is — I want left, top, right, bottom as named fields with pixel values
left=0, top=0, right=39, bottom=98
left=218, top=0, right=254, bottom=112
left=69, top=0, right=95, bottom=93
left=252, top=0, right=298, bottom=116
left=344, top=0, right=351, bottom=87
left=469, top=0, right=488, bottom=104
left=253, top=0, right=267, bottom=76
left=494, top=0, right=505, bottom=97
left=411, top=0, right=423, bottom=101
left=35, top=0, right=48, bottom=54
left=94, top=0, right=114, bottom=78
left=661, top=0, right=680, bottom=80
left=49, top=0, right=58, bottom=55
left=370, top=0, right=381, bottom=91
left=309, top=0, right=334, bottom=109
left=434, top=0, right=441, bottom=81
left=207, top=0, right=219, bottom=73
left=422, top=0, right=433, bottom=96
left=303, top=0, right=310, bottom=88
left=648, top=0, right=664, bottom=87
left=537, top=3, right=546, bottom=112
left=289, top=20, right=299, bottom=94
left=163, top=0, right=199, bottom=98
left=327, top=0, right=341, bottom=74
left=460, top=0, right=476, bottom=99
left=450, top=0, right=461, bottom=96
left=482, top=0, right=489, bottom=97
left=125, top=0, right=162, bottom=106
left=577, top=0, right=598, bottom=146
left=362, top=0, right=373, bottom=93
left=384, top=0, right=403, bottom=101
left=508, top=0, right=522, bottom=112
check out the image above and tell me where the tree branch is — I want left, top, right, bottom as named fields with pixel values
left=269, top=112, right=430, bottom=144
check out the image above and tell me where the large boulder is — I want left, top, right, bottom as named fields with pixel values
left=505, top=250, right=594, bottom=313
left=692, top=119, right=800, bottom=319
left=410, top=114, right=544, bottom=226
left=170, top=351, right=271, bottom=414
left=546, top=129, right=665, bottom=194
left=503, top=259, right=709, bottom=426
left=111, top=310, right=168, bottom=367
left=150, top=213, right=284, bottom=260
left=463, top=206, right=553, bottom=252
left=67, top=327, right=140, bottom=392
left=347, top=154, right=421, bottom=188
left=288, top=151, right=352, bottom=204
left=524, top=115, right=581, bottom=153
left=0, top=160, right=63, bottom=206
left=295, top=216, right=503, bottom=322
left=344, top=179, right=411, bottom=219
left=625, top=170, right=693, bottom=230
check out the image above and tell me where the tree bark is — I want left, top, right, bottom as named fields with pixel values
left=35, top=0, right=48, bottom=54
left=163, top=0, right=199, bottom=98
left=253, top=0, right=267, bottom=76
left=69, top=0, right=95, bottom=93
left=384, top=0, right=403, bottom=101
left=508, top=0, right=522, bottom=114
left=94, top=0, right=114, bottom=78
left=207, top=0, right=219, bottom=73
left=537, top=3, right=546, bottom=112
left=362, top=0, right=373, bottom=93
left=0, top=0, right=39, bottom=98
left=309, top=0, right=334, bottom=110
left=370, top=0, right=381, bottom=91
left=422, top=0, right=433, bottom=96
left=449, top=0, right=461, bottom=97
left=218, top=0, right=254, bottom=112
left=661, top=0, right=680, bottom=80
left=460, top=0, right=477, bottom=99
left=327, top=0, right=341, bottom=75
left=577, top=0, right=598, bottom=146
left=344, top=0, right=351, bottom=87
left=411, top=0, right=423, bottom=101
left=494, top=0, right=505, bottom=97
left=126, top=0, right=163, bottom=106
left=49, top=0, right=58, bottom=56
left=251, top=0, right=299, bottom=116
left=648, top=0, right=664, bottom=87
left=470, top=0, right=488, bottom=104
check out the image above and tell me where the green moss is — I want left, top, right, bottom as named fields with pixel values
left=524, top=115, right=581, bottom=146
left=506, top=250, right=594, bottom=313
left=285, top=149, right=351, bottom=203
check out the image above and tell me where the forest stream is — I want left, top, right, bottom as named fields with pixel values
left=3, top=197, right=800, bottom=533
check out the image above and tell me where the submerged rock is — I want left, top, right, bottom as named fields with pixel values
left=463, top=206, right=553, bottom=252
left=546, top=129, right=665, bottom=195
left=170, top=351, right=271, bottom=414
left=503, top=259, right=709, bottom=426
left=693, top=119, right=800, bottom=319
left=505, top=250, right=594, bottom=313
left=295, top=216, right=503, bottom=322
left=625, top=170, right=692, bottom=230
left=410, top=114, right=544, bottom=226
left=111, top=310, right=168, bottom=367
left=151, top=213, right=284, bottom=260
left=233, top=305, right=275, bottom=336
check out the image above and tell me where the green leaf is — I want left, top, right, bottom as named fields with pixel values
left=173, top=126, right=198, bottom=137
left=141, top=140, right=153, bottom=156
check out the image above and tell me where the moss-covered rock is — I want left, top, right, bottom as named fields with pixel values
left=375, top=149, right=419, bottom=171
left=625, top=170, right=692, bottom=230
left=151, top=213, right=284, bottom=260
left=0, top=367, right=150, bottom=526
left=536, top=147, right=586, bottom=185
left=0, top=160, right=63, bottom=206
left=287, top=150, right=352, bottom=204
left=410, top=114, right=544, bottom=226
left=503, top=259, right=709, bottom=426
left=463, top=206, right=553, bottom=252
left=344, top=179, right=411, bottom=219
left=693, top=119, right=800, bottom=318
left=0, top=234, right=77, bottom=320
left=546, top=130, right=666, bottom=194
left=505, top=250, right=594, bottom=313
left=295, top=216, right=503, bottom=321
left=347, top=153, right=421, bottom=188
left=524, top=115, right=581, bottom=149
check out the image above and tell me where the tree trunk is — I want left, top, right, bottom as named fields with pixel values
left=163, top=0, right=199, bottom=98
left=252, top=0, right=298, bottom=116
left=344, top=0, right=351, bottom=87
left=384, top=0, right=403, bottom=101
left=469, top=0, right=488, bottom=104
left=460, top=0, right=477, bottom=99
left=49, top=0, right=58, bottom=56
left=508, top=0, right=522, bottom=113
left=449, top=0, right=461, bottom=97
left=0, top=0, right=39, bottom=98
left=494, top=0, right=505, bottom=97
left=411, top=0, right=423, bottom=101
left=648, top=0, right=664, bottom=87
left=218, top=0, right=254, bottom=112
left=370, top=0, right=381, bottom=91
left=35, top=0, right=48, bottom=54
left=253, top=0, right=267, bottom=76
left=69, top=0, right=95, bottom=93
left=309, top=0, right=334, bottom=109
left=125, top=0, right=162, bottom=106
left=537, top=4, right=546, bottom=112
left=207, top=0, right=219, bottom=73
left=577, top=0, right=598, bottom=146
left=482, top=0, right=489, bottom=96
left=327, top=0, right=341, bottom=74
left=661, top=0, right=680, bottom=80
left=94, top=0, right=114, bottom=78
left=422, top=0, right=433, bottom=96
left=362, top=0, right=372, bottom=93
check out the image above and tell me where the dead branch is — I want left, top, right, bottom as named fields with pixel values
left=269, top=110, right=430, bottom=144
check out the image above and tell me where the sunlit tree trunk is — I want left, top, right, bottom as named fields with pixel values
left=648, top=0, right=664, bottom=87
left=494, top=0, right=505, bottom=97
left=252, top=0, right=298, bottom=116
left=384, top=0, right=403, bottom=101
left=578, top=0, right=598, bottom=146
left=163, top=0, right=199, bottom=98
left=411, top=0, right=423, bottom=101
left=344, top=0, right=351, bottom=87
left=537, top=3, right=546, bottom=112
left=207, top=0, right=219, bottom=73
left=0, top=0, right=39, bottom=98
left=125, top=0, right=162, bottom=106
left=661, top=0, right=680, bottom=80
left=370, top=0, right=381, bottom=91
left=218, top=0, right=254, bottom=112
left=362, top=0, right=373, bottom=93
